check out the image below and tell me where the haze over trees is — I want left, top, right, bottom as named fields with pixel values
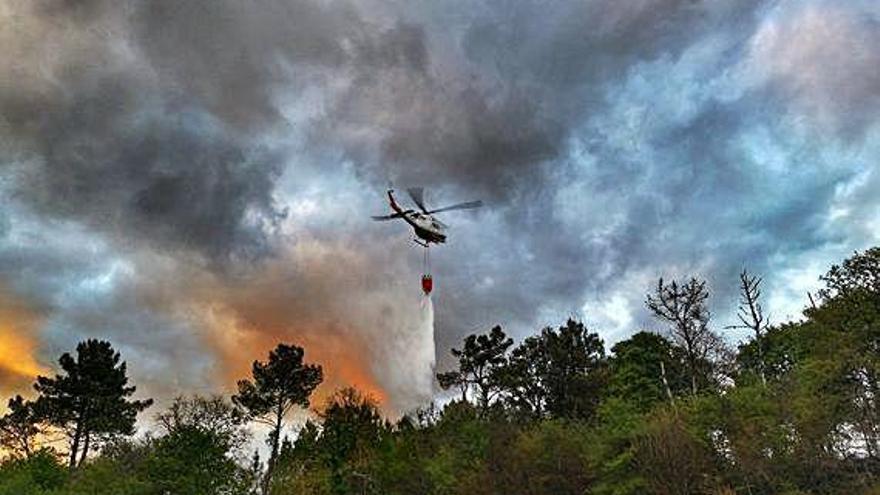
left=1, top=247, right=879, bottom=494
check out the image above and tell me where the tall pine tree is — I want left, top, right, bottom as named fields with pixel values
left=233, top=343, right=323, bottom=492
left=33, top=339, right=152, bottom=469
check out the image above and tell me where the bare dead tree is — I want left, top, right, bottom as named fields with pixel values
left=646, top=277, right=723, bottom=395
left=727, top=269, right=769, bottom=387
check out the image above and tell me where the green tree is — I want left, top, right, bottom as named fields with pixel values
left=0, top=396, right=42, bottom=460
left=233, top=343, right=323, bottom=492
left=32, top=339, right=152, bottom=469
left=589, top=398, right=647, bottom=495
left=500, top=420, right=595, bottom=494
left=271, top=420, right=331, bottom=494
left=64, top=439, right=153, bottom=495
left=146, top=425, right=253, bottom=495
left=736, top=321, right=807, bottom=384
left=496, top=334, right=550, bottom=419
left=608, top=331, right=689, bottom=411
left=0, top=449, right=66, bottom=495
left=436, top=325, right=513, bottom=410
left=423, top=400, right=490, bottom=495
left=819, top=246, right=880, bottom=297
left=809, top=247, right=880, bottom=461
left=633, top=408, right=716, bottom=495
left=497, top=320, right=607, bottom=421
left=316, top=387, right=386, bottom=495
left=693, top=385, right=800, bottom=495
left=155, top=395, right=249, bottom=452
left=538, top=319, right=607, bottom=420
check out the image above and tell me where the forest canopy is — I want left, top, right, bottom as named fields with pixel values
left=1, top=247, right=879, bottom=495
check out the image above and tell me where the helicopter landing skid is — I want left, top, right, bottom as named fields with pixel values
left=413, top=238, right=430, bottom=248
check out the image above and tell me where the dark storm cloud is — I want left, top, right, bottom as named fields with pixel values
left=131, top=0, right=357, bottom=128
left=318, top=0, right=768, bottom=201
left=394, top=0, right=768, bottom=350
left=423, top=0, right=880, bottom=353
left=0, top=4, right=284, bottom=262
left=0, top=0, right=453, bottom=406
left=1, top=0, right=879, bottom=407
left=1, top=0, right=432, bottom=263
left=17, top=87, right=284, bottom=262
left=0, top=200, right=214, bottom=394
left=303, top=0, right=787, bottom=365
left=1, top=0, right=766, bottom=255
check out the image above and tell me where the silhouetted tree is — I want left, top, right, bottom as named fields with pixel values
left=33, top=339, right=152, bottom=469
left=0, top=395, right=42, bottom=459
left=539, top=319, right=607, bottom=420
left=728, top=269, right=769, bottom=386
left=437, top=325, right=513, bottom=411
left=156, top=395, right=248, bottom=451
left=496, top=320, right=607, bottom=420
left=435, top=368, right=468, bottom=403
left=646, top=277, right=725, bottom=395
left=233, top=343, right=323, bottom=492
left=497, top=334, right=550, bottom=419
left=819, top=246, right=880, bottom=298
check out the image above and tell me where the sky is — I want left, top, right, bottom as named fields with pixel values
left=0, top=0, right=879, bottom=414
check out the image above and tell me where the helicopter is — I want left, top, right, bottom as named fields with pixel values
left=371, top=187, right=483, bottom=247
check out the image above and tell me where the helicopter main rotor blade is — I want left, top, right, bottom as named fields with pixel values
left=371, top=213, right=405, bottom=221
left=426, top=200, right=483, bottom=215
left=406, top=187, right=429, bottom=213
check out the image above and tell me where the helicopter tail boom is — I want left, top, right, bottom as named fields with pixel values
left=387, top=189, right=403, bottom=213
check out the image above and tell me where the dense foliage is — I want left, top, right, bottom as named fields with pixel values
left=2, top=248, right=879, bottom=494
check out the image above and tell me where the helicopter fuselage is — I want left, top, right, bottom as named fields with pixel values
left=388, top=191, right=447, bottom=244
left=404, top=211, right=447, bottom=244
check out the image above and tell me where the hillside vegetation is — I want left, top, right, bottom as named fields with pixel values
left=2, top=248, right=879, bottom=495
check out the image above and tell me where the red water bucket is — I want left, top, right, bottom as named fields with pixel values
left=421, top=274, right=433, bottom=295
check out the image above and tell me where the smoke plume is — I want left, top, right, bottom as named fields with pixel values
left=0, top=0, right=878, bottom=411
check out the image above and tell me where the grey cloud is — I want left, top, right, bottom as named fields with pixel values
left=0, top=205, right=214, bottom=397
left=2, top=0, right=879, bottom=409
left=2, top=0, right=767, bottom=258
left=742, top=1, right=880, bottom=141
left=1, top=0, right=394, bottom=263
left=131, top=0, right=358, bottom=128
left=18, top=92, right=285, bottom=262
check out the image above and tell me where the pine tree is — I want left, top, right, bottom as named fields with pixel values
left=33, top=339, right=152, bottom=469
left=233, top=343, right=323, bottom=492
left=437, top=325, right=513, bottom=411
left=0, top=395, right=42, bottom=459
